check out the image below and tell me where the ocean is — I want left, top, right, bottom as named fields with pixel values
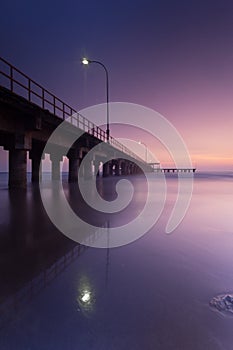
left=0, top=171, right=233, bottom=349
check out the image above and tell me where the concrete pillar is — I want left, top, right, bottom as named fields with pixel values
left=103, top=161, right=110, bottom=177
left=68, top=157, right=78, bottom=182
left=80, top=153, right=93, bottom=179
left=51, top=158, right=61, bottom=180
left=125, top=163, right=130, bottom=175
left=121, top=162, right=126, bottom=176
left=83, top=160, right=93, bottom=179
left=112, top=159, right=120, bottom=176
left=109, top=162, right=113, bottom=176
left=129, top=163, right=133, bottom=175
left=114, top=162, right=120, bottom=176
left=93, top=159, right=101, bottom=176
left=29, top=148, right=44, bottom=183
left=31, top=156, right=42, bottom=182
left=133, top=164, right=138, bottom=174
left=9, top=149, right=27, bottom=189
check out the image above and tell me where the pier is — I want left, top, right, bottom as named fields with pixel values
left=0, top=57, right=152, bottom=188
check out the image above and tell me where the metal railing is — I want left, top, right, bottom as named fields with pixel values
left=0, top=56, right=146, bottom=164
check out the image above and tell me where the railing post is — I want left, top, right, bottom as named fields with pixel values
left=70, top=109, right=72, bottom=124
left=28, top=80, right=31, bottom=101
left=42, top=89, right=45, bottom=109
left=10, top=66, right=13, bottom=92
left=53, top=96, right=56, bottom=115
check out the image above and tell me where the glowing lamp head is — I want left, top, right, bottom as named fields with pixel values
left=82, top=58, right=89, bottom=65
left=81, top=291, right=91, bottom=303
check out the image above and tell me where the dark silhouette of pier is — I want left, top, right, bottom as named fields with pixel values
left=0, top=57, right=152, bottom=188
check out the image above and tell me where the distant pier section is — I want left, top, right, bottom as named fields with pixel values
left=156, top=168, right=196, bottom=173
left=149, top=163, right=196, bottom=173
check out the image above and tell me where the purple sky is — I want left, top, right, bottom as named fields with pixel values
left=1, top=0, right=233, bottom=170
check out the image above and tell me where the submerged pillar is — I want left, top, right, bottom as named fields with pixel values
left=67, top=149, right=80, bottom=182
left=68, top=157, right=78, bottom=182
left=93, top=159, right=101, bottom=177
left=114, top=162, right=120, bottom=176
left=7, top=133, right=31, bottom=189
left=120, top=162, right=126, bottom=176
left=29, top=147, right=44, bottom=183
left=51, top=157, right=62, bottom=181
left=83, top=159, right=93, bottom=179
left=9, top=149, right=27, bottom=189
left=32, top=156, right=42, bottom=182
left=103, top=161, right=110, bottom=177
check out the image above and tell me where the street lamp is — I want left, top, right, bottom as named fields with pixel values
left=81, top=58, right=110, bottom=142
left=139, top=141, right=148, bottom=163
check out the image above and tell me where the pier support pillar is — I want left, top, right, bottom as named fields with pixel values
left=68, top=157, right=78, bottom=183
left=80, top=153, right=93, bottom=180
left=83, top=160, right=93, bottom=179
left=51, top=156, right=62, bottom=181
left=120, top=162, right=126, bottom=176
left=125, top=163, right=130, bottom=175
left=133, top=164, right=138, bottom=174
left=103, top=161, right=111, bottom=177
left=32, top=156, right=42, bottom=182
left=29, top=148, right=44, bottom=183
left=128, top=163, right=133, bottom=175
left=67, top=149, right=80, bottom=182
left=93, top=159, right=101, bottom=177
left=108, top=161, right=113, bottom=176
left=9, top=149, right=27, bottom=189
left=114, top=162, right=120, bottom=176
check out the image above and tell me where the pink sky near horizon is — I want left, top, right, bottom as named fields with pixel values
left=0, top=84, right=232, bottom=172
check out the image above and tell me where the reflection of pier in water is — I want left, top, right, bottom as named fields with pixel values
left=0, top=244, right=85, bottom=330
left=0, top=224, right=108, bottom=330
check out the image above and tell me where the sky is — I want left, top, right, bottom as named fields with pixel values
left=0, top=0, right=233, bottom=170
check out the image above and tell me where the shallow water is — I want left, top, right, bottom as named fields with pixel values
left=0, top=172, right=233, bottom=349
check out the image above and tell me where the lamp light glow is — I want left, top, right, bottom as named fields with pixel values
left=81, top=291, right=91, bottom=303
left=82, top=58, right=89, bottom=65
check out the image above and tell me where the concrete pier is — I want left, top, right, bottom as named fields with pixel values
left=29, top=148, right=44, bottom=182
left=0, top=56, right=154, bottom=189
left=9, top=149, right=27, bottom=189
left=68, top=156, right=79, bottom=183
left=51, top=157, right=61, bottom=181
left=103, top=161, right=111, bottom=177
left=31, top=156, right=42, bottom=182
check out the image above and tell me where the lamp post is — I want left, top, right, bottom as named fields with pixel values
left=139, top=141, right=148, bottom=163
left=81, top=58, right=110, bottom=142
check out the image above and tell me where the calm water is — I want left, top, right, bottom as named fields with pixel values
left=0, top=172, right=233, bottom=349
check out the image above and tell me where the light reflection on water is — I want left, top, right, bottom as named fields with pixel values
left=0, top=172, right=233, bottom=349
left=77, top=275, right=96, bottom=315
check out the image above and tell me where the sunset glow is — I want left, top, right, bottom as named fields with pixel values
left=0, top=1, right=233, bottom=171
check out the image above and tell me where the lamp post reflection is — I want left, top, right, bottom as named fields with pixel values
left=76, top=220, right=111, bottom=316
